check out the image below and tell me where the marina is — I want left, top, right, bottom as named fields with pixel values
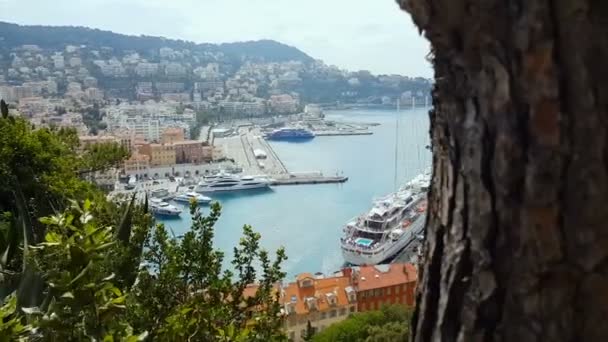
left=115, top=108, right=431, bottom=278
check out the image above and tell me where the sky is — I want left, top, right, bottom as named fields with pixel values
left=0, top=0, right=432, bottom=77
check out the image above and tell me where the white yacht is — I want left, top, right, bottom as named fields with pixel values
left=150, top=188, right=173, bottom=201
left=195, top=174, right=271, bottom=193
left=340, top=172, right=430, bottom=265
left=149, top=198, right=182, bottom=217
left=173, top=192, right=212, bottom=205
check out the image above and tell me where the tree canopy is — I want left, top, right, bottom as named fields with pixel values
left=312, top=305, right=413, bottom=342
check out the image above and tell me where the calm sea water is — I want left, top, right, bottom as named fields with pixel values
left=159, top=108, right=431, bottom=279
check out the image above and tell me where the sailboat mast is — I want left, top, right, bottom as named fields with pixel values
left=394, top=99, right=400, bottom=191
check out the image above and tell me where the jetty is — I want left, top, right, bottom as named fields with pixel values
left=271, top=175, right=348, bottom=186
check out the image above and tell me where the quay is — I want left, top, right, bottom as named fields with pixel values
left=314, top=131, right=373, bottom=136
left=271, top=175, right=348, bottom=186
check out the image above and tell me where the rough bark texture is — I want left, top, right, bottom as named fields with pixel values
left=397, top=0, right=608, bottom=341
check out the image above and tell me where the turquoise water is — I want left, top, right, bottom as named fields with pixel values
left=159, top=108, right=431, bottom=279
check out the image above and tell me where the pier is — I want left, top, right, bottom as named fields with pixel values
left=314, top=131, right=373, bottom=137
left=271, top=175, right=348, bottom=186
left=214, top=126, right=351, bottom=186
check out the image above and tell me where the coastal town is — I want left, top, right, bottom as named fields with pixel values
left=0, top=24, right=431, bottom=341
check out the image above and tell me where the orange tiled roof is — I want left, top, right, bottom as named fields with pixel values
left=354, top=263, right=417, bottom=292
left=281, top=274, right=352, bottom=315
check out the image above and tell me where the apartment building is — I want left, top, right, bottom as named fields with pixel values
left=139, top=143, right=176, bottom=166
left=161, top=127, right=185, bottom=144
left=345, top=263, right=417, bottom=312
left=281, top=273, right=357, bottom=341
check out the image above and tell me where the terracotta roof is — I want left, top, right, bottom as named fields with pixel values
left=354, top=263, right=417, bottom=291
left=281, top=273, right=352, bottom=315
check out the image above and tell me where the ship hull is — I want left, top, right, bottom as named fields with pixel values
left=195, top=182, right=270, bottom=193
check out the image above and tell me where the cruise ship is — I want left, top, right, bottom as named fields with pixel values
left=149, top=198, right=182, bottom=217
left=265, top=127, right=315, bottom=141
left=195, top=174, right=272, bottom=193
left=340, top=172, right=431, bottom=265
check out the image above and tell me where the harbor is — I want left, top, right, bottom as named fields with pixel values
left=213, top=124, right=352, bottom=185
left=119, top=108, right=431, bottom=279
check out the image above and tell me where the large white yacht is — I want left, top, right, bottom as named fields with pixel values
left=340, top=172, right=431, bottom=265
left=194, top=174, right=271, bottom=193
left=149, top=198, right=182, bottom=217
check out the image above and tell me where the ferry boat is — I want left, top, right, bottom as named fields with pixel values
left=195, top=174, right=271, bottom=193
left=340, top=172, right=430, bottom=265
left=173, top=192, right=212, bottom=205
left=265, top=127, right=315, bottom=141
left=150, top=198, right=182, bottom=217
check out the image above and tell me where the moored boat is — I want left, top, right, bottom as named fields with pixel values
left=173, top=192, right=212, bottom=205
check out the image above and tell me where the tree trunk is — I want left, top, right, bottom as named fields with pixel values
left=397, top=0, right=608, bottom=341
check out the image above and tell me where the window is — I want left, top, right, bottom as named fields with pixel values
left=361, top=291, right=366, bottom=299
left=339, top=308, right=347, bottom=316
left=329, top=310, right=337, bottom=318
left=350, top=306, right=355, bottom=314
left=402, top=284, right=407, bottom=292
left=320, top=312, right=327, bottom=320
left=387, top=287, right=392, bottom=295
left=396, top=285, right=401, bottom=294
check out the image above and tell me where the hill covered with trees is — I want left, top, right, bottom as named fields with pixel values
left=0, top=21, right=314, bottom=63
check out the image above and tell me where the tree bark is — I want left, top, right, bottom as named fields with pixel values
left=397, top=0, right=608, bottom=341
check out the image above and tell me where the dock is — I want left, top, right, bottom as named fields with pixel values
left=213, top=125, right=352, bottom=187
left=271, top=175, right=348, bottom=186
left=314, top=131, right=373, bottom=136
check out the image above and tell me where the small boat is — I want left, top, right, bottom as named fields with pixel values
left=150, top=198, right=182, bottom=217
left=173, top=192, right=212, bottom=205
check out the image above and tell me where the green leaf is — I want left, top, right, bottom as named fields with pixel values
left=69, top=260, right=93, bottom=286
left=116, top=193, right=136, bottom=243
left=60, top=292, right=74, bottom=299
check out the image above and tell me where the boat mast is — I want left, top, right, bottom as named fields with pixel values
left=394, top=99, right=400, bottom=191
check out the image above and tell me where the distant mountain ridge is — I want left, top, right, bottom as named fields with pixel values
left=0, top=21, right=314, bottom=63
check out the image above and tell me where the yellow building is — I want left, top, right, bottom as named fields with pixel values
left=281, top=273, right=357, bottom=341
left=139, top=143, right=176, bottom=166
left=123, top=152, right=150, bottom=175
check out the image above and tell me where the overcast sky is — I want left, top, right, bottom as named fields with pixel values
left=0, top=0, right=432, bottom=77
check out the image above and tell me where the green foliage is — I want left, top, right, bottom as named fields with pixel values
left=312, top=305, right=413, bottom=342
left=128, top=201, right=288, bottom=341
left=26, top=200, right=139, bottom=340
left=0, top=109, right=130, bottom=305
left=0, top=295, right=31, bottom=341
left=80, top=141, right=130, bottom=175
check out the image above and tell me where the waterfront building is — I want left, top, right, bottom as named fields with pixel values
left=345, top=263, right=417, bottom=312
left=139, top=143, right=176, bottom=167
left=281, top=273, right=357, bottom=341
left=174, top=140, right=213, bottom=164
left=123, top=152, right=150, bottom=176
left=161, top=127, right=185, bottom=145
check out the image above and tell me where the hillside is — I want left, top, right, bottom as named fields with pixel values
left=0, top=21, right=314, bottom=63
